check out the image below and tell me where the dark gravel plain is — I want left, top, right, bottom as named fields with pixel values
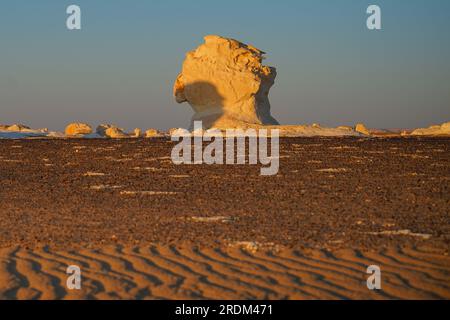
left=0, top=137, right=448, bottom=251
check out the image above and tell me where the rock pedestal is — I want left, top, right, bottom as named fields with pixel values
left=174, top=35, right=279, bottom=129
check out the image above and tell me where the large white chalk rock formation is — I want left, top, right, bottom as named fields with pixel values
left=174, top=35, right=279, bottom=129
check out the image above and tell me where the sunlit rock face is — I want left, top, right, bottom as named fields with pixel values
left=96, top=124, right=128, bottom=138
left=174, top=35, right=279, bottom=129
left=355, top=123, right=370, bottom=136
left=65, top=123, right=93, bottom=136
left=410, top=121, right=450, bottom=136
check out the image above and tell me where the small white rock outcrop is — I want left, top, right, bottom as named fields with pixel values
left=65, top=123, right=93, bottom=136
left=410, top=122, right=450, bottom=136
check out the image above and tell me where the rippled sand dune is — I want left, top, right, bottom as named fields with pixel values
left=0, top=245, right=449, bottom=300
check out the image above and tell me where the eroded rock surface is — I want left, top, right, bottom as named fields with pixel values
left=96, top=124, right=128, bottom=138
left=65, top=123, right=93, bottom=136
left=355, top=123, right=370, bottom=135
left=411, top=122, right=450, bottom=136
left=174, top=35, right=279, bottom=129
left=145, top=129, right=162, bottom=138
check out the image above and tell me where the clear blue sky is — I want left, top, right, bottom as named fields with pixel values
left=1, top=0, right=449, bottom=130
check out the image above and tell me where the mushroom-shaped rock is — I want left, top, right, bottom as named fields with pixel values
left=174, top=35, right=279, bottom=129
left=65, top=123, right=93, bottom=136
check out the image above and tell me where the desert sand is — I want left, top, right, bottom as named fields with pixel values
left=0, top=137, right=449, bottom=299
left=1, top=245, right=449, bottom=300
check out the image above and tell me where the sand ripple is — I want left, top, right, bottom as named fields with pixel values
left=0, top=245, right=448, bottom=300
